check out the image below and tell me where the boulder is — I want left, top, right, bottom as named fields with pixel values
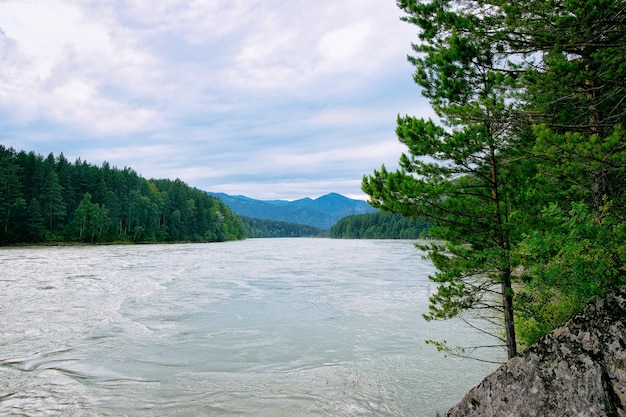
left=445, top=286, right=626, bottom=417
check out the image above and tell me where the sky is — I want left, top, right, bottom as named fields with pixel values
left=0, top=0, right=434, bottom=201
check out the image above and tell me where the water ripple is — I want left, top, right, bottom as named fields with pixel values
left=0, top=239, right=500, bottom=416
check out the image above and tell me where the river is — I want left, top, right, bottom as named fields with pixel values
left=0, top=238, right=499, bottom=416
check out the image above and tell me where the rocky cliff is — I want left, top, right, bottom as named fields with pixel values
left=445, top=286, right=626, bottom=417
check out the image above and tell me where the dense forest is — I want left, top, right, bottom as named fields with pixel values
left=0, top=146, right=246, bottom=244
left=241, top=216, right=327, bottom=238
left=363, top=0, right=626, bottom=358
left=330, top=211, right=430, bottom=239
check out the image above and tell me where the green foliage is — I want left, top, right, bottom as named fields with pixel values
left=514, top=201, right=626, bottom=347
left=241, top=216, right=327, bottom=238
left=532, top=125, right=626, bottom=212
left=365, top=0, right=626, bottom=359
left=507, top=0, right=626, bottom=347
left=514, top=287, right=581, bottom=350
left=0, top=146, right=246, bottom=245
left=364, top=0, right=529, bottom=359
left=329, top=211, right=431, bottom=239
left=67, top=193, right=109, bottom=243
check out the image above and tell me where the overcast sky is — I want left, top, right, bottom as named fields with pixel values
left=0, top=0, right=433, bottom=201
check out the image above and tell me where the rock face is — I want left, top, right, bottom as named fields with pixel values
left=445, top=286, right=626, bottom=417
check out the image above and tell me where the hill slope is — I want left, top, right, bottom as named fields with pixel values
left=0, top=146, right=246, bottom=244
left=208, top=192, right=375, bottom=229
left=330, top=211, right=431, bottom=239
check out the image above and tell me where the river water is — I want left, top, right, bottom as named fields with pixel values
left=0, top=238, right=500, bottom=416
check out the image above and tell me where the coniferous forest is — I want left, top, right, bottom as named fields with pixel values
left=0, top=147, right=246, bottom=245
left=330, top=211, right=430, bottom=239
left=241, top=216, right=327, bottom=238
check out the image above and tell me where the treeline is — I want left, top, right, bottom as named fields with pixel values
left=241, top=216, right=327, bottom=238
left=0, top=146, right=246, bottom=244
left=330, top=211, right=430, bottom=239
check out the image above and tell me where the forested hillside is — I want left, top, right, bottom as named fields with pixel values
left=0, top=147, right=246, bottom=244
left=241, top=216, right=326, bottom=238
left=330, top=211, right=430, bottom=239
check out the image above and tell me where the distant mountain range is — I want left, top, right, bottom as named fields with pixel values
left=208, top=192, right=376, bottom=229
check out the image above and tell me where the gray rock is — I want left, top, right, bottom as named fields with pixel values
left=445, top=286, right=626, bottom=417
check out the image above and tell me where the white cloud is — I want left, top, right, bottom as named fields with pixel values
left=317, top=22, right=371, bottom=68
left=0, top=0, right=161, bottom=134
left=0, top=0, right=429, bottom=200
left=223, top=0, right=416, bottom=93
left=110, top=0, right=254, bottom=43
left=1, top=1, right=90, bottom=78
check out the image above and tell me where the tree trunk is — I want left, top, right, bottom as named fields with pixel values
left=501, top=269, right=517, bottom=359
left=490, top=146, right=518, bottom=358
left=585, top=61, right=607, bottom=219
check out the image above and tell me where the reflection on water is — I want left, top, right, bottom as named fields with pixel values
left=0, top=239, right=500, bottom=416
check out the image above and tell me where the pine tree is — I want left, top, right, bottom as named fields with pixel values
left=366, top=0, right=626, bottom=353
left=40, top=170, right=67, bottom=233
left=364, top=0, right=533, bottom=359
left=501, top=0, right=626, bottom=346
left=25, top=198, right=45, bottom=241
left=0, top=146, right=24, bottom=241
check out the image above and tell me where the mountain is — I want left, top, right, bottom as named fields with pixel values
left=208, top=192, right=375, bottom=229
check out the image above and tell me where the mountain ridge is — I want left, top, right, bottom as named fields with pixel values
left=207, top=192, right=375, bottom=229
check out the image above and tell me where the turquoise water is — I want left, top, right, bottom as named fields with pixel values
left=0, top=239, right=499, bottom=416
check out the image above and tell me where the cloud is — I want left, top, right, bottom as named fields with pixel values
left=0, top=0, right=161, bottom=134
left=318, top=22, right=371, bottom=68
left=0, top=0, right=429, bottom=200
left=109, top=0, right=254, bottom=43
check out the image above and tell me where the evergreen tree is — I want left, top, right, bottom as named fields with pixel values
left=0, top=146, right=24, bottom=241
left=0, top=146, right=246, bottom=245
left=242, top=216, right=325, bottom=238
left=365, top=0, right=626, bottom=354
left=330, top=211, right=430, bottom=239
left=25, top=198, right=45, bottom=241
left=40, top=169, right=67, bottom=233
left=503, top=0, right=626, bottom=346
left=364, top=0, right=536, bottom=358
